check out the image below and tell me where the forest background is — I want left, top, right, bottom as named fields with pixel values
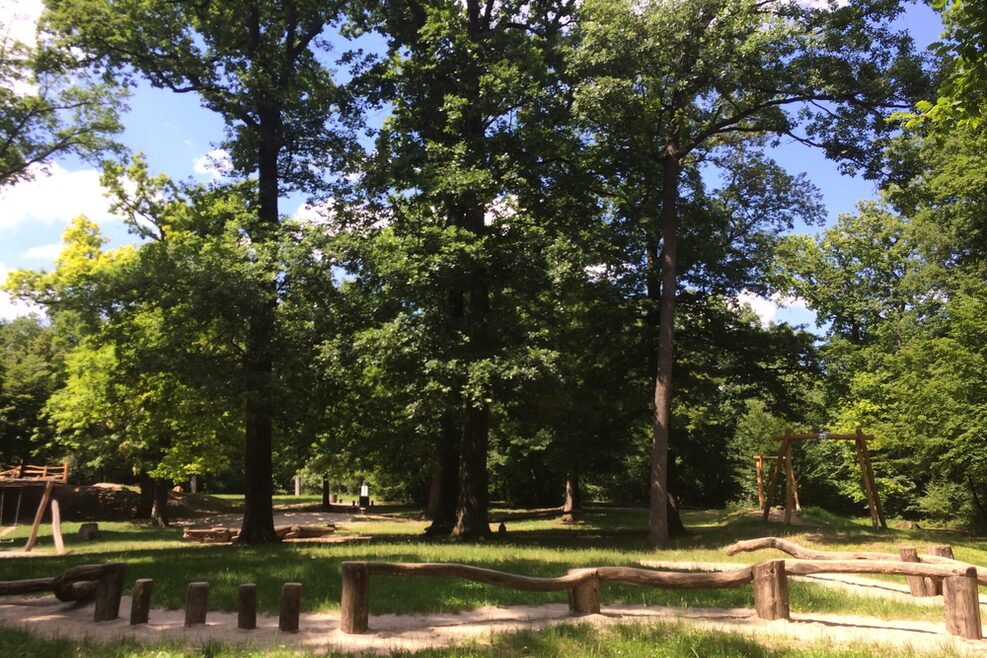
left=1, top=0, right=985, bottom=543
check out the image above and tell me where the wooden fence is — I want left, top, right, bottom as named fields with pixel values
left=339, top=557, right=983, bottom=640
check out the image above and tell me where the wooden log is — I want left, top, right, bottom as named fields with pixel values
left=784, top=440, right=795, bottom=525
left=596, top=566, right=753, bottom=589
left=76, top=522, right=100, bottom=541
left=784, top=559, right=975, bottom=579
left=340, top=562, right=369, bottom=634
left=753, top=560, right=790, bottom=621
left=900, top=547, right=936, bottom=597
left=130, top=579, right=153, bottom=625
left=184, top=582, right=209, bottom=627
left=567, top=569, right=600, bottom=615
left=238, top=583, right=257, bottom=630
left=771, top=433, right=874, bottom=441
left=279, top=582, right=302, bottom=632
left=50, top=499, right=65, bottom=556
left=0, top=577, right=55, bottom=596
left=943, top=574, right=982, bottom=640
left=93, top=563, right=126, bottom=622
left=24, top=480, right=54, bottom=552
left=755, top=456, right=765, bottom=510
left=761, top=440, right=787, bottom=521
left=857, top=432, right=887, bottom=528
left=366, top=562, right=598, bottom=592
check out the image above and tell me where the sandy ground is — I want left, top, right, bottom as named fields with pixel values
left=177, top=510, right=357, bottom=529
left=2, top=594, right=986, bottom=655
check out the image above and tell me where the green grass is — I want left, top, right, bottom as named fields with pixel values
left=0, top=620, right=965, bottom=658
left=1, top=505, right=983, bottom=655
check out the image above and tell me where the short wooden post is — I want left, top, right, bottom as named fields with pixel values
left=93, top=563, right=126, bottom=621
left=184, top=582, right=209, bottom=627
left=238, top=583, right=257, bottom=629
left=943, top=573, right=982, bottom=640
left=927, top=545, right=955, bottom=596
left=566, top=569, right=600, bottom=615
left=753, top=560, right=790, bottom=621
left=279, top=583, right=302, bottom=632
left=340, top=562, right=369, bottom=634
left=899, top=547, right=936, bottom=597
left=130, top=579, right=153, bottom=625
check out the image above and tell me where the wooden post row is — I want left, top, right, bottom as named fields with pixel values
left=238, top=583, right=257, bottom=630
left=899, top=547, right=937, bottom=597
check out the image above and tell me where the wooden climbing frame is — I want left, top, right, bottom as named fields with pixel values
left=0, top=463, right=70, bottom=554
left=754, top=455, right=800, bottom=512
left=761, top=429, right=886, bottom=529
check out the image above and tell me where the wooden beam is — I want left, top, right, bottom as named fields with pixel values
left=50, top=499, right=65, bottom=556
left=784, top=439, right=795, bottom=525
left=771, top=433, right=874, bottom=441
left=761, top=436, right=788, bottom=521
left=24, top=480, right=54, bottom=552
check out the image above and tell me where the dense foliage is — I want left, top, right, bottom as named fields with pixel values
left=1, top=0, right=984, bottom=539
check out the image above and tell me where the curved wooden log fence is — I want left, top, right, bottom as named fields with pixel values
left=725, top=537, right=987, bottom=586
left=339, top=557, right=983, bottom=640
left=0, top=563, right=126, bottom=621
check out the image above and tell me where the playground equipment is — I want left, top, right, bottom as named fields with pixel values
left=760, top=429, right=886, bottom=528
left=0, top=463, right=69, bottom=553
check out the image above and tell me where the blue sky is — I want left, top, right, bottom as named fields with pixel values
left=0, top=0, right=944, bottom=328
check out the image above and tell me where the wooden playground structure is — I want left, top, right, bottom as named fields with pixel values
left=759, top=429, right=886, bottom=528
left=0, top=462, right=70, bottom=554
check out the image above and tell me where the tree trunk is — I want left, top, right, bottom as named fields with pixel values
left=648, top=146, right=681, bottom=549
left=424, top=417, right=461, bottom=535
left=238, top=107, right=281, bottom=544
left=561, top=470, right=581, bottom=523
left=137, top=471, right=154, bottom=519
left=150, top=478, right=170, bottom=527
left=453, top=401, right=491, bottom=538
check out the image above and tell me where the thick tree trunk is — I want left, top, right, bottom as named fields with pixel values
left=150, top=478, right=170, bottom=527
left=137, top=471, right=154, bottom=519
left=648, top=147, right=681, bottom=549
left=424, top=417, right=461, bottom=535
left=453, top=402, right=491, bottom=538
left=561, top=470, right=581, bottom=523
left=238, top=108, right=281, bottom=544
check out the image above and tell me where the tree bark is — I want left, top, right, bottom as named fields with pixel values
left=453, top=401, right=491, bottom=539
left=137, top=470, right=154, bottom=519
left=424, top=416, right=461, bottom=535
left=648, top=145, right=681, bottom=549
left=150, top=477, right=170, bottom=527
left=238, top=105, right=281, bottom=544
left=561, top=470, right=581, bottom=523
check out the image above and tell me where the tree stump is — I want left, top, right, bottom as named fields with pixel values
left=76, top=522, right=100, bottom=541
left=184, top=582, right=209, bottom=627
left=753, top=560, right=790, bottom=621
left=943, top=574, right=982, bottom=640
left=340, top=562, right=369, bottom=634
left=238, top=584, right=257, bottom=630
left=279, top=583, right=302, bottom=632
left=130, top=579, right=153, bottom=625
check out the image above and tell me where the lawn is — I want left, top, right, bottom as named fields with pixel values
left=1, top=503, right=984, bottom=657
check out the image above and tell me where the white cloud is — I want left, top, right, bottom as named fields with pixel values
left=1, top=0, right=44, bottom=47
left=733, top=290, right=812, bottom=327
left=22, top=242, right=63, bottom=261
left=192, top=149, right=233, bottom=182
left=0, top=263, right=43, bottom=321
left=0, top=162, right=121, bottom=229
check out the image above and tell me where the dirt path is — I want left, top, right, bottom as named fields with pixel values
left=1, top=594, right=985, bottom=655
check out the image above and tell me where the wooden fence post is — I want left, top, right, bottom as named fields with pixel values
left=279, top=582, right=302, bottom=632
left=93, top=563, right=126, bottom=621
left=943, top=573, right=982, bottom=640
left=927, top=545, right=955, bottom=596
left=899, top=547, right=936, bottom=597
left=340, top=562, right=369, bottom=634
left=238, top=583, right=257, bottom=630
left=129, top=578, right=153, bottom=625
left=567, top=569, right=600, bottom=615
left=753, top=560, right=790, bottom=621
left=184, top=582, right=209, bottom=627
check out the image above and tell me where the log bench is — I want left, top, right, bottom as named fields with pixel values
left=0, top=563, right=126, bottom=621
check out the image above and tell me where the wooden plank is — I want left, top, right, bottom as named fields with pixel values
left=771, top=433, right=874, bottom=441
left=24, top=480, right=54, bottom=552
left=50, top=499, right=65, bottom=556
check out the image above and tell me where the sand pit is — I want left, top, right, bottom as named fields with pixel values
left=2, top=594, right=986, bottom=655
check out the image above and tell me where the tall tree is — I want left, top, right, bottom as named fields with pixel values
left=43, top=0, right=361, bottom=541
left=573, top=0, right=923, bottom=547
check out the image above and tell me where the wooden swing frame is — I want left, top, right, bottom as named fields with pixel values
left=760, top=429, right=886, bottom=529
left=0, top=463, right=69, bottom=554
